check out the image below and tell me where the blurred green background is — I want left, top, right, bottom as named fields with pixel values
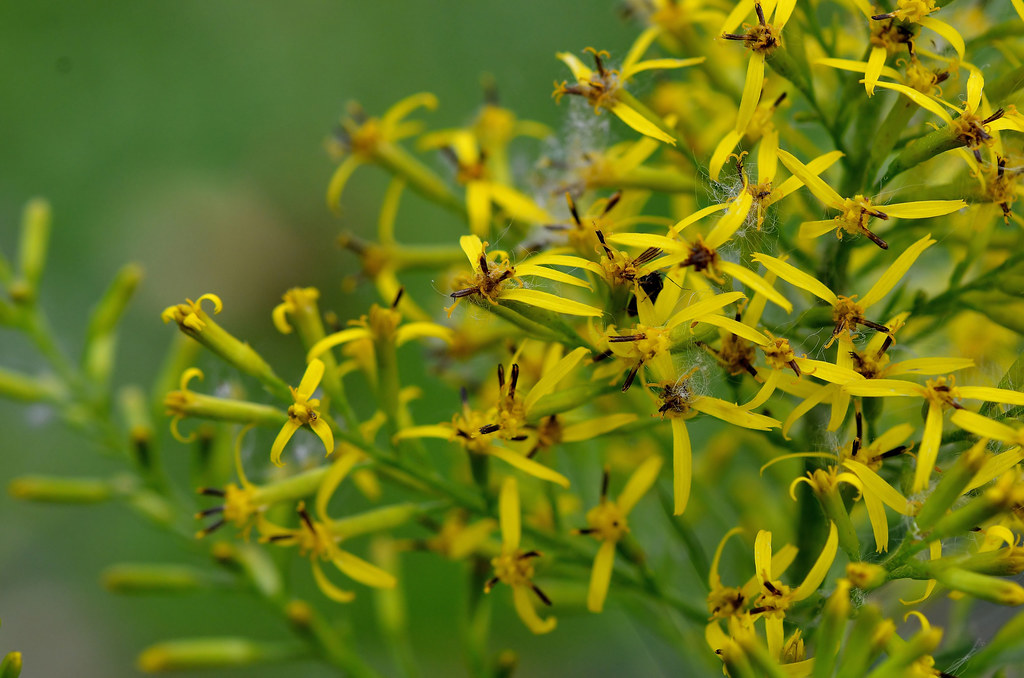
left=0, top=2, right=705, bottom=676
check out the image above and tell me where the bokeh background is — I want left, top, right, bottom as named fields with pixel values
left=0, top=2, right=706, bottom=676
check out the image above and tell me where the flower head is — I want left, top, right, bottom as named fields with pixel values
left=271, top=359, right=334, bottom=467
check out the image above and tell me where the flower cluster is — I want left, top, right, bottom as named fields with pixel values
left=5, top=1, right=1024, bottom=676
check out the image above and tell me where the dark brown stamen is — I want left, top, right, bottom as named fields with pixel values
left=592, top=349, right=614, bottom=362
left=198, top=487, right=225, bottom=497
left=754, top=2, right=766, bottom=24
left=298, top=506, right=317, bottom=534
left=875, top=445, right=909, bottom=461
left=787, top=359, right=802, bottom=377
left=391, top=287, right=405, bottom=309
left=196, top=506, right=225, bottom=518
left=479, top=423, right=501, bottom=435
left=199, top=519, right=226, bottom=536
left=532, top=584, right=553, bottom=606
left=984, top=109, right=1005, bottom=124
left=772, top=92, right=787, bottom=108
left=608, top=333, right=647, bottom=342
left=857, top=318, right=891, bottom=333
left=479, top=254, right=490, bottom=275
left=450, top=288, right=479, bottom=299
left=455, top=430, right=472, bottom=439
left=622, top=362, right=642, bottom=392
left=763, top=580, right=782, bottom=595
left=851, top=410, right=863, bottom=458
left=595, top=229, right=614, bottom=259
left=871, top=12, right=894, bottom=20
left=632, top=247, right=663, bottom=267
left=484, top=576, right=500, bottom=592
left=877, top=334, right=894, bottom=358
left=862, top=228, right=889, bottom=250
left=519, top=550, right=541, bottom=560
left=576, top=527, right=598, bottom=535
left=509, top=363, right=520, bottom=400
left=602, top=190, right=622, bottom=215
left=565, top=192, right=582, bottom=226
left=600, top=466, right=610, bottom=500
left=268, top=533, right=293, bottom=542
left=497, top=364, right=505, bottom=388
left=509, top=435, right=529, bottom=441
left=460, top=386, right=469, bottom=407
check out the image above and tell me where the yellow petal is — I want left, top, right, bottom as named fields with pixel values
left=524, top=346, right=589, bottom=413
left=312, top=559, right=355, bottom=603
left=515, top=263, right=591, bottom=290
left=765, top=615, right=785, bottom=661
left=393, top=424, right=453, bottom=441
left=861, top=491, right=890, bottom=552
left=858, top=233, right=936, bottom=311
left=609, top=101, right=677, bottom=146
left=913, top=402, right=944, bottom=493
left=754, top=529, right=773, bottom=582
left=719, top=261, right=792, bottom=313
left=296, top=359, right=326, bottom=401
left=773, top=0, right=796, bottom=30
left=523, top=253, right=607, bottom=275
left=792, top=521, right=838, bottom=602
left=899, top=541, right=941, bottom=605
left=967, top=446, right=1024, bottom=492
left=864, top=46, right=887, bottom=97
left=556, top=51, right=593, bottom=81
left=606, top=232, right=686, bottom=253
left=618, top=455, right=663, bottom=516
left=709, top=527, right=745, bottom=589
left=272, top=302, right=293, bottom=334
left=488, top=446, right=571, bottom=488
left=694, top=396, right=779, bottom=430
left=513, top=584, right=557, bottom=634
left=665, top=290, right=746, bottom=330
left=745, top=369, right=783, bottom=411
left=706, top=192, right=753, bottom=249
left=672, top=202, right=729, bottom=234
left=561, top=413, right=637, bottom=443
left=499, top=475, right=520, bottom=551
left=796, top=358, right=863, bottom=384
left=307, top=327, right=372, bottom=362
left=709, top=130, right=743, bottom=183
left=919, top=17, right=965, bottom=59
left=315, top=453, right=361, bottom=520
left=751, top=253, right=838, bottom=305
left=333, top=550, right=397, bottom=589
left=587, top=540, right=618, bottom=613
left=467, top=181, right=492, bottom=237
left=622, top=57, right=705, bottom=79
left=326, top=155, right=362, bottom=214
left=271, top=420, right=301, bottom=467
left=956, top=386, right=1024, bottom=406
left=736, top=55, right=765, bottom=134
left=380, top=92, right=438, bottom=132
left=842, top=378, right=923, bottom=398
left=869, top=81, right=956, bottom=126
left=886, top=357, right=974, bottom=376
left=951, top=409, right=1021, bottom=443
left=621, top=26, right=661, bottom=76
left=693, top=314, right=769, bottom=346
left=395, top=322, right=455, bottom=347
left=459, top=234, right=485, bottom=267
left=1013, top=0, right=1024, bottom=21
left=798, top=219, right=838, bottom=239
left=757, top=129, right=779, bottom=185
left=843, top=460, right=912, bottom=514
left=720, top=0, right=755, bottom=33
left=776, top=150, right=844, bottom=209
left=499, top=288, right=603, bottom=317
left=766, top=150, right=844, bottom=207
left=489, top=183, right=554, bottom=224
left=311, top=417, right=335, bottom=457
left=671, top=418, right=691, bottom=515
left=878, top=201, right=965, bottom=219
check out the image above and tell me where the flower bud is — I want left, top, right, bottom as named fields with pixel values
left=0, top=651, right=22, bottom=678
left=103, top=563, right=211, bottom=594
left=932, top=567, right=1024, bottom=606
left=137, top=638, right=302, bottom=672
left=83, top=263, right=143, bottom=386
left=0, top=368, right=64, bottom=403
left=12, top=198, right=51, bottom=303
left=9, top=475, right=112, bottom=503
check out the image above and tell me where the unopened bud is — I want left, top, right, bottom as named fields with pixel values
left=137, top=637, right=301, bottom=673
left=0, top=651, right=22, bottom=678
left=103, top=563, right=211, bottom=594
left=9, top=475, right=112, bottom=503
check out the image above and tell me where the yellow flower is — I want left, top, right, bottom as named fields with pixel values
left=259, top=453, right=396, bottom=603
left=871, top=68, right=1024, bottom=167
left=576, top=456, right=662, bottom=612
left=553, top=37, right=704, bottom=145
left=395, top=361, right=571, bottom=488
left=484, top=476, right=556, bottom=634
left=718, top=0, right=796, bottom=162
left=845, top=376, right=1024, bottom=493
left=753, top=233, right=935, bottom=347
left=446, top=234, right=602, bottom=318
left=751, top=522, right=838, bottom=660
left=419, top=129, right=554, bottom=237
left=326, top=93, right=459, bottom=214
left=161, top=293, right=222, bottom=333
left=775, top=150, right=965, bottom=248
left=271, top=359, right=334, bottom=467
